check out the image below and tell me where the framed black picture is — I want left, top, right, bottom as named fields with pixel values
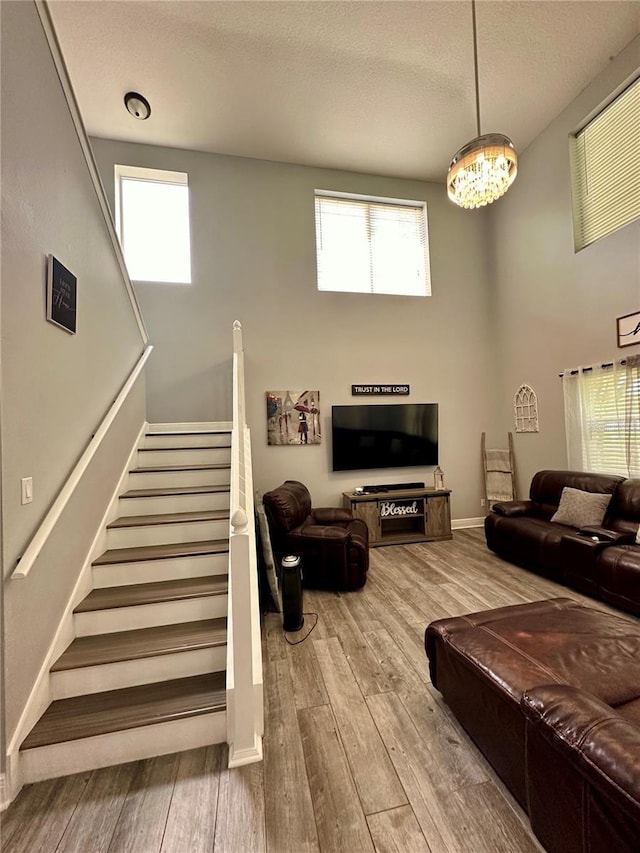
left=617, top=311, right=640, bottom=349
left=47, top=255, right=77, bottom=334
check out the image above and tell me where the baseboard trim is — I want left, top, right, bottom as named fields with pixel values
left=4, top=419, right=148, bottom=807
left=452, top=517, right=485, bottom=529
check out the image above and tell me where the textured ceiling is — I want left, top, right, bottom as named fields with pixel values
left=49, top=0, right=640, bottom=182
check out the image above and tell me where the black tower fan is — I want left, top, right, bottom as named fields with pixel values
left=281, top=555, right=304, bottom=631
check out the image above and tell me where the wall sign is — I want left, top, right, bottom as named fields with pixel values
left=47, top=255, right=77, bottom=334
left=352, top=384, right=410, bottom=396
left=379, top=499, right=421, bottom=518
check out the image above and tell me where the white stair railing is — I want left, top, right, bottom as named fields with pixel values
left=226, top=321, right=263, bottom=766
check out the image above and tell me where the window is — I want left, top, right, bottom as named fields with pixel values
left=562, top=356, right=640, bottom=477
left=115, top=165, right=192, bottom=283
left=570, top=76, right=640, bottom=250
left=314, top=191, right=430, bottom=296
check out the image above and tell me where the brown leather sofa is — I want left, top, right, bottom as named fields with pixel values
left=485, top=470, right=640, bottom=615
left=262, top=480, right=369, bottom=591
left=425, top=597, right=640, bottom=853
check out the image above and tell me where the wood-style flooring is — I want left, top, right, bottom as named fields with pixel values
left=1, top=529, right=626, bottom=852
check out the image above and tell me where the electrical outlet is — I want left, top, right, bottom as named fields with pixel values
left=480, top=498, right=486, bottom=507
left=21, top=477, right=33, bottom=505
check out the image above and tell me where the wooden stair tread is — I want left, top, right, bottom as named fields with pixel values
left=131, top=463, right=230, bottom=473
left=122, top=485, right=230, bottom=498
left=21, top=673, right=226, bottom=750
left=52, top=618, right=227, bottom=671
left=74, top=576, right=228, bottom=612
left=107, top=509, right=230, bottom=529
left=93, top=539, right=229, bottom=565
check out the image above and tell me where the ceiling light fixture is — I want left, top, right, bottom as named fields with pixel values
left=446, top=0, right=517, bottom=209
left=124, top=91, right=151, bottom=120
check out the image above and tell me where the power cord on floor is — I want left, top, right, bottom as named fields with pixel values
left=283, top=612, right=319, bottom=645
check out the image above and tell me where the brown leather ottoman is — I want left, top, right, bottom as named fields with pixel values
left=425, top=597, right=640, bottom=818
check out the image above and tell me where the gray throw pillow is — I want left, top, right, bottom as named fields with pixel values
left=550, top=487, right=611, bottom=528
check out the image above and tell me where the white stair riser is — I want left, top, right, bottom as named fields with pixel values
left=92, top=553, right=228, bottom=588
left=137, top=447, right=231, bottom=467
left=147, top=421, right=231, bottom=433
left=107, top=518, right=229, bottom=550
left=21, top=710, right=227, bottom=785
left=51, top=645, right=227, bottom=699
left=129, top=468, right=230, bottom=489
left=118, top=490, right=229, bottom=516
left=143, top=433, right=231, bottom=449
left=74, top=595, right=228, bottom=636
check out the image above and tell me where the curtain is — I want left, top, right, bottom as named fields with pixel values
left=562, top=357, right=640, bottom=477
left=625, top=354, right=640, bottom=476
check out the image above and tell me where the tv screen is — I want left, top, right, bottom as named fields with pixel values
left=332, top=403, right=438, bottom=472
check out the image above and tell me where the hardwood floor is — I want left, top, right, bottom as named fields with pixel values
left=2, top=529, right=624, bottom=852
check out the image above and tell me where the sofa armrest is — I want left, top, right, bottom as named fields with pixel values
left=290, top=524, right=349, bottom=543
left=578, top=525, right=635, bottom=544
left=522, top=684, right=640, bottom=821
left=312, top=507, right=353, bottom=525
left=491, top=500, right=539, bottom=518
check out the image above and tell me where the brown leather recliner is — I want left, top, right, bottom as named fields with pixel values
left=262, top=480, right=369, bottom=591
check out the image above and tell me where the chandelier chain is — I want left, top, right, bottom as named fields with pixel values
left=472, top=0, right=481, bottom=137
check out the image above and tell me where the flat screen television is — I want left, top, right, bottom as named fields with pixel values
left=332, top=403, right=438, bottom=472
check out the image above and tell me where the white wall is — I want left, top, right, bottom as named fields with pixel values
left=488, top=35, right=640, bottom=497
left=1, top=2, right=147, bottom=746
left=91, top=139, right=501, bottom=519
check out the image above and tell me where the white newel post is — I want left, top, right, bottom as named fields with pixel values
left=226, top=321, right=263, bottom=766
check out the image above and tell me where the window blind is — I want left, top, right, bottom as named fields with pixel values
left=570, top=76, right=640, bottom=250
left=314, top=192, right=430, bottom=296
left=562, top=358, right=640, bottom=477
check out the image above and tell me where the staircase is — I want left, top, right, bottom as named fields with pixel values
left=19, top=424, right=233, bottom=784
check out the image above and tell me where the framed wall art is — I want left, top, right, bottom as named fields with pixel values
left=617, top=311, right=640, bottom=348
left=266, top=390, right=321, bottom=446
left=47, top=255, right=77, bottom=334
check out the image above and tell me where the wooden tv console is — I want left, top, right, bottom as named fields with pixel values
left=342, top=487, right=452, bottom=547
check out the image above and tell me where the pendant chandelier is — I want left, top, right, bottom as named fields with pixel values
left=447, top=0, right=517, bottom=209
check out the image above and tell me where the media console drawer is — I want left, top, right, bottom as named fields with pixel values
left=343, top=488, right=452, bottom=546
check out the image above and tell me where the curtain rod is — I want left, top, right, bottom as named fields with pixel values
left=558, top=359, right=627, bottom=378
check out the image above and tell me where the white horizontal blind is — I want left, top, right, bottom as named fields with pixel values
left=315, top=192, right=430, bottom=296
left=563, top=359, right=640, bottom=477
left=570, top=77, right=640, bottom=250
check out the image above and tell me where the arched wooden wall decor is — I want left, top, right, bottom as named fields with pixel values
left=514, top=384, right=539, bottom=433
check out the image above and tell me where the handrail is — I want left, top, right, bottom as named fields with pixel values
left=11, top=346, right=153, bottom=580
left=226, top=321, right=264, bottom=766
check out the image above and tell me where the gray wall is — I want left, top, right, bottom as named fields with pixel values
left=91, top=140, right=501, bottom=519
left=1, top=2, right=147, bottom=746
left=488, top=35, right=640, bottom=497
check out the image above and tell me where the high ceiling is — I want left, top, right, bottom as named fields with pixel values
left=48, top=0, right=640, bottom=182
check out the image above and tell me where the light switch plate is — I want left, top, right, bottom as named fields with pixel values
left=21, top=477, right=33, bottom=505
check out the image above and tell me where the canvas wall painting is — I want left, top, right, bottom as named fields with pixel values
left=266, top=390, right=321, bottom=446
